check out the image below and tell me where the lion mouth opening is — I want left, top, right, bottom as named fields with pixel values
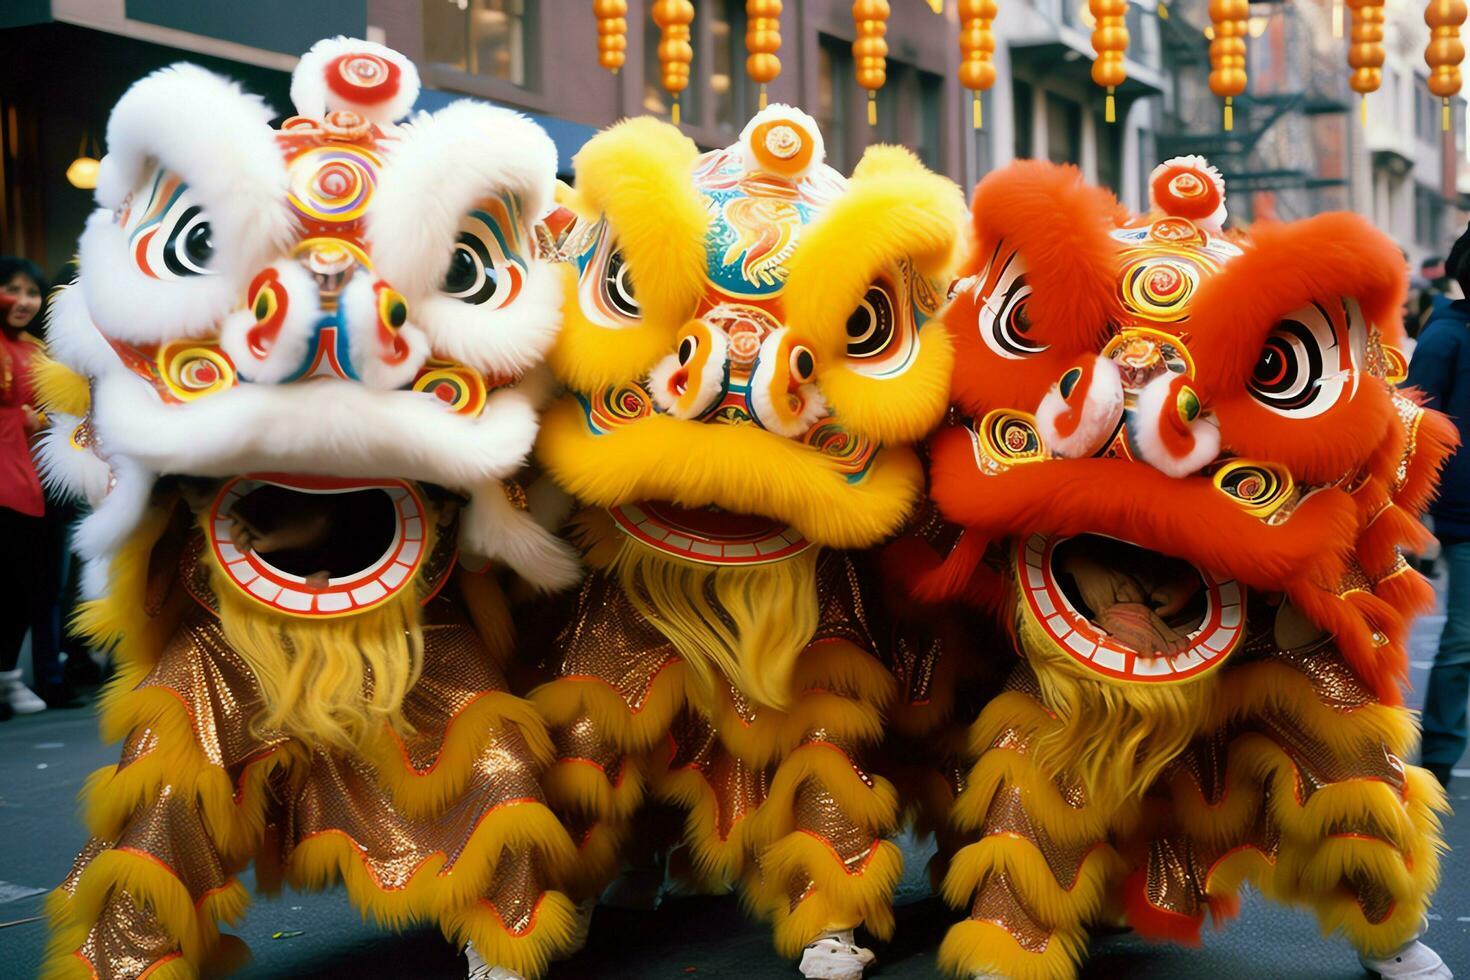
left=209, top=476, right=429, bottom=616
left=1019, top=532, right=1244, bottom=681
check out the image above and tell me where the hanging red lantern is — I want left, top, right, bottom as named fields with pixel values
left=959, top=0, right=999, bottom=129
left=1426, top=0, right=1468, bottom=131
left=747, top=0, right=782, bottom=110
left=1346, top=0, right=1386, bottom=124
left=594, top=0, right=628, bottom=74
left=1209, top=0, right=1248, bottom=130
left=652, top=0, right=695, bottom=124
left=852, top=0, right=890, bottom=126
left=1090, top=0, right=1129, bottom=123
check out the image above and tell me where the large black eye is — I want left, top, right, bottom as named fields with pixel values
left=442, top=246, right=479, bottom=296
left=847, top=285, right=895, bottom=358
left=678, top=335, right=697, bottom=365
left=162, top=205, right=213, bottom=277
left=604, top=248, right=639, bottom=319
left=442, top=232, right=507, bottom=306
left=1248, top=318, right=1324, bottom=416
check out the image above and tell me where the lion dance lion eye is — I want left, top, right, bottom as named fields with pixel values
left=602, top=248, right=639, bottom=319
left=1246, top=303, right=1355, bottom=419
left=846, top=286, right=895, bottom=359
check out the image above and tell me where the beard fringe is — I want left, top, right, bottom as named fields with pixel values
left=600, top=525, right=820, bottom=711
left=208, top=542, right=425, bottom=753
left=1016, top=610, right=1215, bottom=806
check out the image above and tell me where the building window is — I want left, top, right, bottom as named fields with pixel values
left=1416, top=184, right=1444, bottom=248
left=711, top=0, right=755, bottom=131
left=1045, top=92, right=1082, bottom=165
left=815, top=34, right=852, bottom=172
left=915, top=69, right=944, bottom=171
left=1013, top=78, right=1034, bottom=160
left=423, top=0, right=535, bottom=88
left=644, top=14, right=701, bottom=123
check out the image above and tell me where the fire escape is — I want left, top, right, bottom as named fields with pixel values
left=1154, top=0, right=1351, bottom=220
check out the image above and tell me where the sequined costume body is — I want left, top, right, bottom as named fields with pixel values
left=38, top=39, right=580, bottom=979
left=890, top=158, right=1455, bottom=978
left=530, top=106, right=964, bottom=959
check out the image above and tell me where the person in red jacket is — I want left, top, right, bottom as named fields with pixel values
left=0, top=257, right=50, bottom=717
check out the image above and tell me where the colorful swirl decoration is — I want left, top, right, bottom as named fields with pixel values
left=1122, top=256, right=1198, bottom=321
left=971, top=408, right=1046, bottom=475
left=413, top=366, right=488, bottom=416
left=325, top=51, right=401, bottom=106
left=588, top=383, right=654, bottom=434
left=157, top=340, right=237, bottom=402
left=289, top=145, right=380, bottom=225
left=803, top=418, right=875, bottom=480
left=1212, top=459, right=1295, bottom=519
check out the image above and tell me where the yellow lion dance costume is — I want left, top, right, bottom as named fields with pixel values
left=38, top=39, right=583, bottom=980
left=529, top=105, right=963, bottom=976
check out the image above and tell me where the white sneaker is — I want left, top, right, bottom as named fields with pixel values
left=798, top=929, right=876, bottom=980
left=1360, top=938, right=1453, bottom=979
left=0, top=670, right=45, bottom=714
left=463, top=940, right=525, bottom=980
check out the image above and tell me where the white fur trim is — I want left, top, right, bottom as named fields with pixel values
left=1129, top=372, right=1221, bottom=478
left=648, top=329, right=727, bottom=418
left=217, top=262, right=319, bottom=384
left=368, top=101, right=561, bottom=378
left=35, top=414, right=112, bottom=507
left=1034, top=356, right=1123, bottom=458
left=88, top=64, right=293, bottom=346
left=749, top=330, right=826, bottom=438
left=337, top=275, right=429, bottom=389
left=43, top=283, right=117, bottom=379
left=291, top=37, right=421, bottom=125
left=460, top=481, right=581, bottom=591
left=739, top=104, right=825, bottom=181
left=89, top=370, right=542, bottom=489
left=72, top=454, right=154, bottom=566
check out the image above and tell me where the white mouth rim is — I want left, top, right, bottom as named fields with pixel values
left=1019, top=532, right=1243, bottom=682
left=208, top=475, right=427, bottom=618
left=608, top=501, right=813, bottom=566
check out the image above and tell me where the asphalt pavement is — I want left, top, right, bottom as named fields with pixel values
left=3, top=582, right=1468, bottom=979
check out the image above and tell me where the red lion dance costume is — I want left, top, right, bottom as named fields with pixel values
left=38, top=39, right=583, bottom=980
left=894, top=158, right=1455, bottom=979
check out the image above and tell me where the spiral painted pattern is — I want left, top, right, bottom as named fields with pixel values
left=803, top=419, right=875, bottom=476
left=1213, top=459, right=1295, bottom=517
left=288, top=145, right=380, bottom=224
left=1122, top=256, right=1197, bottom=320
left=589, top=383, right=654, bottom=433
left=158, top=341, right=236, bottom=401
left=413, top=366, right=487, bottom=416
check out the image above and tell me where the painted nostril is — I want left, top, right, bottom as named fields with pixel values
left=1175, top=383, right=1202, bottom=426
left=1058, top=365, right=1084, bottom=399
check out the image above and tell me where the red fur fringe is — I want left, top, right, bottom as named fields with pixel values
left=1121, top=870, right=1205, bottom=946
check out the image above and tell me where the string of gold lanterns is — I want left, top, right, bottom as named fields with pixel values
left=593, top=0, right=628, bottom=74
left=1090, top=0, right=1129, bottom=123
left=746, top=1, right=782, bottom=109
left=959, top=0, right=999, bottom=129
left=1346, top=0, right=1386, bottom=125
left=1208, top=0, right=1249, bottom=130
left=651, top=0, right=695, bottom=124
left=1425, top=0, right=1467, bottom=131
left=853, top=0, right=890, bottom=126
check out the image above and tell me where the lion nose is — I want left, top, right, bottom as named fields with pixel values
left=299, top=240, right=360, bottom=309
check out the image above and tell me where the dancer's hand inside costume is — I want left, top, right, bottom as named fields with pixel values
left=1062, top=553, right=1192, bottom=657
left=228, top=490, right=334, bottom=590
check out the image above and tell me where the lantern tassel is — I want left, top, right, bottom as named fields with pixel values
left=868, top=91, right=877, bottom=126
left=672, top=98, right=681, bottom=125
left=759, top=83, right=768, bottom=110
left=1445, top=97, right=1452, bottom=132
left=1332, top=0, right=1343, bottom=38
left=1224, top=95, right=1234, bottom=131
left=973, top=92, right=983, bottom=129
left=1360, top=94, right=1368, bottom=127
left=1106, top=87, right=1116, bottom=124
left=1157, top=1, right=1169, bottom=17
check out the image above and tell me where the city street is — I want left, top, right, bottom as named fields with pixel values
left=4, top=587, right=1468, bottom=979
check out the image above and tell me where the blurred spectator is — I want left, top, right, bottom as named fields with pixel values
left=1409, top=225, right=1470, bottom=786
left=0, top=257, right=52, bottom=717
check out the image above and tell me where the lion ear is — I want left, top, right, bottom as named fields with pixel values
left=963, top=161, right=1123, bottom=357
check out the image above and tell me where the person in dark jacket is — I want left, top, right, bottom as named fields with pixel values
left=1409, top=225, right=1470, bottom=786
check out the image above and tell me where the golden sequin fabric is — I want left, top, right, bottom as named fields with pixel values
left=77, top=891, right=181, bottom=980
left=794, top=779, right=876, bottom=870
left=551, top=573, right=681, bottom=711
left=971, top=872, right=1051, bottom=953
left=666, top=710, right=770, bottom=840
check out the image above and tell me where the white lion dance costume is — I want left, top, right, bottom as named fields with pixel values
left=529, top=106, right=963, bottom=977
left=39, top=39, right=583, bottom=980
left=890, top=158, right=1456, bottom=979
